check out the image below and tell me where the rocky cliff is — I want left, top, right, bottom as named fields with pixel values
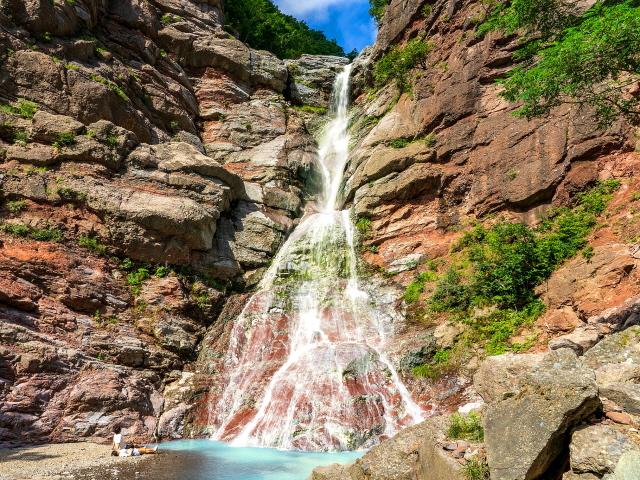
left=0, top=0, right=346, bottom=446
left=310, top=0, right=640, bottom=478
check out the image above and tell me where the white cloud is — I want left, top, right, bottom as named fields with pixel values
left=275, top=0, right=367, bottom=18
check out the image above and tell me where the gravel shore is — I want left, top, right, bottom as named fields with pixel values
left=0, top=442, right=154, bottom=480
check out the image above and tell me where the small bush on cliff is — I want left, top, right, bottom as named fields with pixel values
left=413, top=180, right=621, bottom=356
left=127, top=267, right=150, bottom=295
left=78, top=235, right=108, bottom=254
left=0, top=98, right=38, bottom=119
left=222, top=0, right=344, bottom=59
left=404, top=270, right=438, bottom=304
left=439, top=179, right=621, bottom=311
left=13, top=130, right=28, bottom=146
left=5, top=200, right=26, bottom=214
left=369, top=0, right=390, bottom=22
left=355, top=217, right=372, bottom=236
left=52, top=131, right=76, bottom=150
left=447, top=412, right=484, bottom=442
left=464, top=458, right=490, bottom=480
left=1, top=223, right=62, bottom=242
left=90, top=74, right=130, bottom=102
left=480, top=0, right=640, bottom=126
left=374, top=38, right=432, bottom=92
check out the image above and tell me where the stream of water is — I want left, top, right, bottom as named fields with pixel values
left=208, top=65, right=423, bottom=451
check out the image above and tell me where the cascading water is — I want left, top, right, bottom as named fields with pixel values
left=208, top=65, right=423, bottom=451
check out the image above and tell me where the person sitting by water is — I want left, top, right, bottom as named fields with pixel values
left=111, top=426, right=158, bottom=456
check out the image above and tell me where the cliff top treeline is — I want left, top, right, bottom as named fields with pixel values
left=222, top=0, right=345, bottom=59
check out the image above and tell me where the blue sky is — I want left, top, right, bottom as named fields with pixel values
left=274, top=0, right=377, bottom=53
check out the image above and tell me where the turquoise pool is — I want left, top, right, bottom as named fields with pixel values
left=155, top=439, right=362, bottom=480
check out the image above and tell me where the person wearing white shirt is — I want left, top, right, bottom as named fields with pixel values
left=111, top=426, right=158, bottom=456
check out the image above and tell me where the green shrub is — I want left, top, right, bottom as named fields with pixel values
left=293, top=105, right=328, bottom=115
left=1, top=223, right=30, bottom=237
left=13, top=130, right=29, bottom=145
left=389, top=133, right=437, bottom=149
left=0, top=99, right=38, bottom=119
left=57, top=187, right=87, bottom=202
left=472, top=299, right=545, bottom=355
left=374, top=38, right=432, bottom=92
left=355, top=217, right=372, bottom=235
left=369, top=0, right=390, bottom=22
left=463, top=458, right=490, bottom=480
left=161, top=13, right=182, bottom=25
left=421, top=4, right=433, bottom=17
left=78, top=235, right=107, bottom=254
left=90, top=74, right=129, bottom=102
left=412, top=363, right=439, bottom=379
left=424, top=132, right=437, bottom=147
left=404, top=271, right=437, bottom=303
left=52, top=131, right=76, bottom=150
left=423, top=180, right=620, bottom=354
left=1, top=223, right=62, bottom=241
left=127, top=267, right=150, bottom=295
left=390, top=138, right=411, bottom=149
left=412, top=347, right=453, bottom=379
left=154, top=265, right=170, bottom=278
left=121, top=257, right=135, bottom=271
left=437, top=179, right=621, bottom=311
left=5, top=200, right=26, bottom=214
left=105, top=134, right=119, bottom=148
left=430, top=268, right=471, bottom=312
left=29, top=227, right=63, bottom=242
left=447, top=412, right=484, bottom=442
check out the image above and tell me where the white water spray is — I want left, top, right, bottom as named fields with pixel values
left=208, top=65, right=423, bottom=451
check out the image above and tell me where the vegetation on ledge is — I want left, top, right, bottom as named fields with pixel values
left=374, top=38, right=432, bottom=92
left=407, top=179, right=621, bottom=374
left=479, top=0, right=640, bottom=126
left=222, top=0, right=345, bottom=59
left=369, top=0, right=390, bottom=22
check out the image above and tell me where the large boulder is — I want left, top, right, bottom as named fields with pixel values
left=484, top=349, right=600, bottom=480
left=473, top=352, right=544, bottom=404
left=309, top=417, right=465, bottom=480
left=583, top=326, right=640, bottom=414
left=568, top=424, right=639, bottom=476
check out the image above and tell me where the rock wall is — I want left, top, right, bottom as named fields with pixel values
left=346, top=0, right=636, bottom=259
left=0, top=0, right=346, bottom=446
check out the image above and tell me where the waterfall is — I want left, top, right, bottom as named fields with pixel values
left=208, top=65, right=423, bottom=451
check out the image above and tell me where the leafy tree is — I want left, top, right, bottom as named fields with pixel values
left=374, top=38, right=432, bottom=91
left=222, top=0, right=345, bottom=59
left=369, top=0, right=390, bottom=22
left=481, top=0, right=640, bottom=125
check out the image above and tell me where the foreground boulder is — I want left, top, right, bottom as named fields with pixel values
left=309, top=417, right=466, bottom=480
left=484, top=349, right=600, bottom=480
left=567, top=424, right=639, bottom=477
left=583, top=326, right=640, bottom=415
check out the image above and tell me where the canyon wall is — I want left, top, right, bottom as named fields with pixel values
left=312, top=0, right=640, bottom=478
left=0, top=0, right=345, bottom=446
